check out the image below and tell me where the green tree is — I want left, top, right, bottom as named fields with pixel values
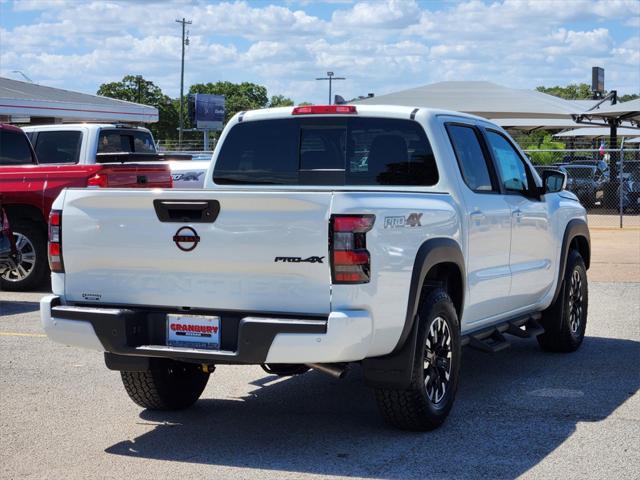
left=619, top=93, right=640, bottom=102
left=189, top=81, right=269, bottom=123
left=525, top=134, right=566, bottom=165
left=97, top=75, right=178, bottom=140
left=536, top=83, right=593, bottom=100
left=268, top=94, right=294, bottom=107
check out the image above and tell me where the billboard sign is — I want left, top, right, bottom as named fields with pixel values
left=195, top=94, right=225, bottom=129
left=592, top=67, right=604, bottom=94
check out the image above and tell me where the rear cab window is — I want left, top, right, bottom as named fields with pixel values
left=98, top=129, right=156, bottom=154
left=213, top=117, right=438, bottom=186
left=0, top=129, right=36, bottom=165
left=34, top=131, right=83, bottom=164
left=445, top=124, right=496, bottom=193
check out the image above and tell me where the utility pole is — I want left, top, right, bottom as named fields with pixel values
left=176, top=17, right=192, bottom=147
left=315, top=71, right=345, bottom=105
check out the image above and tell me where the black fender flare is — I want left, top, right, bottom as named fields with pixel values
left=362, top=237, right=465, bottom=389
left=550, top=219, right=590, bottom=306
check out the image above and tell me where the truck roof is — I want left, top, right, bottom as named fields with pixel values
left=22, top=123, right=151, bottom=133
left=235, top=104, right=492, bottom=125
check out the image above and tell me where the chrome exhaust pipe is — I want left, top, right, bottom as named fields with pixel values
left=305, top=363, right=348, bottom=379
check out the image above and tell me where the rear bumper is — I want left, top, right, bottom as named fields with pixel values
left=40, top=295, right=373, bottom=365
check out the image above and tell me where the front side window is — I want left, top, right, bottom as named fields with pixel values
left=34, top=131, right=82, bottom=164
left=213, top=117, right=438, bottom=186
left=486, top=130, right=531, bottom=194
left=0, top=130, right=35, bottom=165
left=446, top=124, right=494, bottom=192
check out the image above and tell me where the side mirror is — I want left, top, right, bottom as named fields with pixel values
left=542, top=170, right=566, bottom=194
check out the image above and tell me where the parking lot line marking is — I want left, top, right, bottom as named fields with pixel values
left=0, top=332, right=47, bottom=338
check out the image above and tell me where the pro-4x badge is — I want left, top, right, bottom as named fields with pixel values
left=384, top=213, right=423, bottom=228
left=274, top=256, right=325, bottom=263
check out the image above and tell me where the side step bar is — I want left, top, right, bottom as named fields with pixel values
left=462, top=313, right=544, bottom=354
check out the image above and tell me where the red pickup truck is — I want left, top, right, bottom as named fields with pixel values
left=0, top=123, right=173, bottom=291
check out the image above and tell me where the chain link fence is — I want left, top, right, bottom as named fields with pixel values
left=156, top=139, right=217, bottom=152
left=523, top=148, right=640, bottom=228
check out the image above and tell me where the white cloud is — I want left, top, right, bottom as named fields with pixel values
left=331, top=0, right=421, bottom=29
left=0, top=0, right=638, bottom=106
left=544, top=28, right=613, bottom=56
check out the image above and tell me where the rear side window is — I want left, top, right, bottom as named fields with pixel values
left=34, top=131, right=82, bottom=164
left=446, top=125, right=494, bottom=192
left=0, top=130, right=35, bottom=165
left=98, top=129, right=156, bottom=154
left=214, top=117, right=438, bottom=186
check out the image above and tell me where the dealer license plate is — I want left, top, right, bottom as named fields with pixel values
left=167, top=314, right=220, bottom=350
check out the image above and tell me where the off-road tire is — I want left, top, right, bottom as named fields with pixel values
left=537, top=249, right=588, bottom=352
left=375, top=288, right=461, bottom=431
left=120, top=360, right=210, bottom=410
left=0, top=221, right=48, bottom=291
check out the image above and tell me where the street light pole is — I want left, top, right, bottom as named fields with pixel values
left=315, top=71, right=346, bottom=105
left=176, top=17, right=192, bottom=148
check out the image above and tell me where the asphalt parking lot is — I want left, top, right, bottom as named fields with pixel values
left=1, top=279, right=638, bottom=480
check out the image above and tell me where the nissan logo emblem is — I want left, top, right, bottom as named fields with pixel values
left=173, top=226, right=200, bottom=252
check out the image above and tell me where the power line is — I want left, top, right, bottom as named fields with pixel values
left=315, top=71, right=345, bottom=105
left=176, top=17, right=192, bottom=147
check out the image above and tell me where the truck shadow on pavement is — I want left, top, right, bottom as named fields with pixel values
left=0, top=300, right=41, bottom=315
left=105, top=336, right=639, bottom=479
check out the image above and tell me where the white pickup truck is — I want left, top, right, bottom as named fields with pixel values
left=22, top=123, right=204, bottom=188
left=40, top=105, right=590, bottom=431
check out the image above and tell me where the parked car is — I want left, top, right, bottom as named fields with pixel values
left=22, top=124, right=198, bottom=186
left=41, top=105, right=589, bottom=431
left=0, top=123, right=174, bottom=291
left=0, top=200, right=18, bottom=276
left=535, top=164, right=604, bottom=208
left=562, top=164, right=606, bottom=207
left=619, top=161, right=640, bottom=211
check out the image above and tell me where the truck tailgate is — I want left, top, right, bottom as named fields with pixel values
left=60, top=189, right=332, bottom=314
left=98, top=164, right=173, bottom=188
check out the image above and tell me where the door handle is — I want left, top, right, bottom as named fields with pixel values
left=469, top=210, right=486, bottom=221
left=153, top=199, right=220, bottom=223
left=513, top=208, right=523, bottom=220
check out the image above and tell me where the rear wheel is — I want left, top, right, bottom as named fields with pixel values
left=374, top=289, right=461, bottom=431
left=538, top=249, right=588, bottom=352
left=0, top=222, right=48, bottom=291
left=120, top=360, right=210, bottom=410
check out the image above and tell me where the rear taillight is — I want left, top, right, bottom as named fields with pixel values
left=48, top=210, right=64, bottom=273
left=87, top=173, right=108, bottom=187
left=292, top=105, right=357, bottom=115
left=330, top=214, right=375, bottom=284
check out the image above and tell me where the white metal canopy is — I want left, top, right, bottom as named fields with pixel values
left=352, top=81, right=582, bottom=119
left=573, top=98, right=640, bottom=127
left=493, top=118, right=591, bottom=131
left=554, top=127, right=640, bottom=138
left=0, top=77, right=158, bottom=124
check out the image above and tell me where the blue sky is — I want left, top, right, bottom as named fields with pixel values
left=0, top=0, right=638, bottom=104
